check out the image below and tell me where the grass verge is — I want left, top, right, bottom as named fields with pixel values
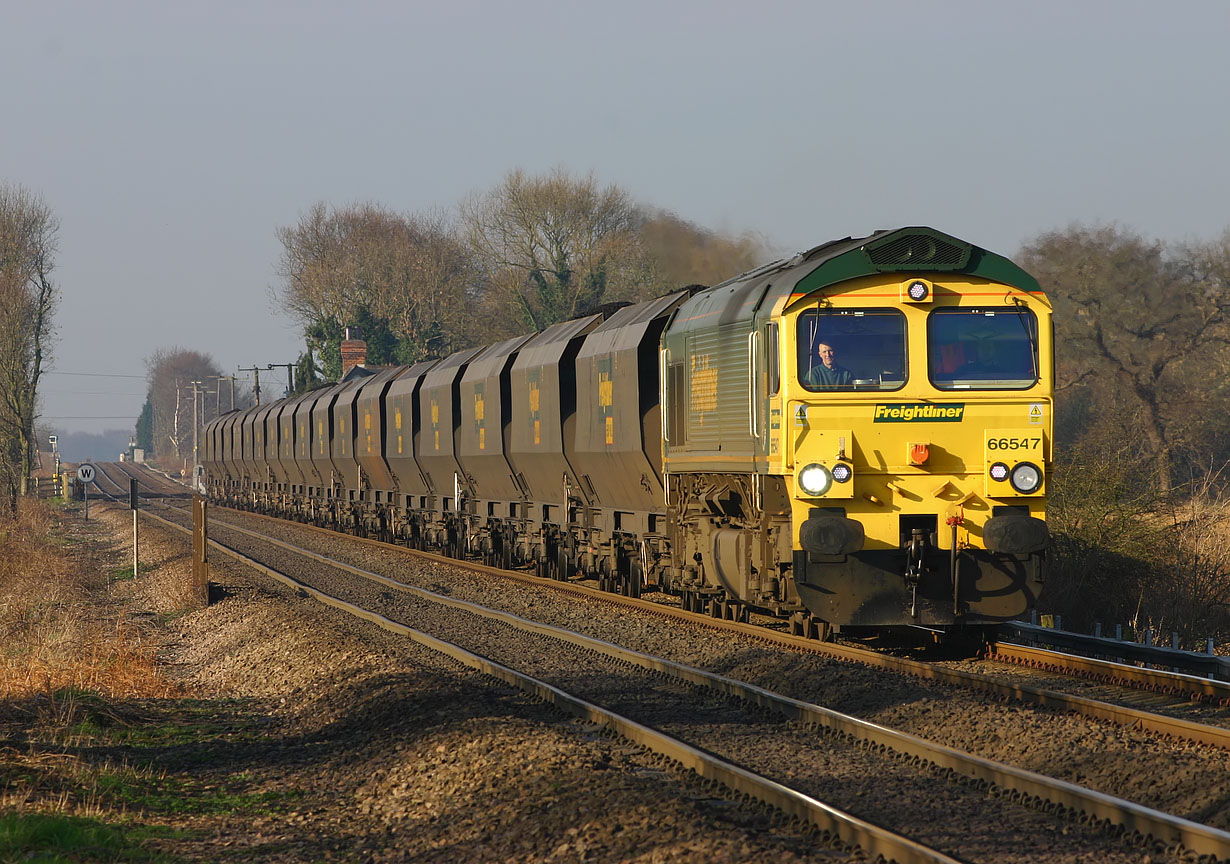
left=0, top=499, right=304, bottom=861
left=0, top=812, right=180, bottom=863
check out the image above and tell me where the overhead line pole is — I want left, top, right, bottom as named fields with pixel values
left=268, top=363, right=295, bottom=397
left=213, top=375, right=235, bottom=413
left=238, top=366, right=262, bottom=405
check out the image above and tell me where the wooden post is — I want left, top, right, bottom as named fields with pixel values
left=130, top=479, right=139, bottom=578
left=192, top=495, right=210, bottom=605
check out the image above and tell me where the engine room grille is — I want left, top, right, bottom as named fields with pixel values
left=863, top=232, right=971, bottom=272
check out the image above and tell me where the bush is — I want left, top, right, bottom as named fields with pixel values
left=1045, top=448, right=1230, bottom=647
left=0, top=499, right=178, bottom=702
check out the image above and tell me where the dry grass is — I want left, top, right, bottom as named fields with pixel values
left=0, top=499, right=182, bottom=709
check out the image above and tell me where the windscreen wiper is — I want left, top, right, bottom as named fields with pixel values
left=1011, top=298, right=1039, bottom=379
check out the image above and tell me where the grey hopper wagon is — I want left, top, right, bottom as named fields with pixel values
left=508, top=314, right=604, bottom=523
left=456, top=334, right=536, bottom=516
left=308, top=380, right=360, bottom=495
left=351, top=365, right=408, bottom=504
left=571, top=291, right=690, bottom=531
left=384, top=360, right=442, bottom=506
left=276, top=390, right=315, bottom=491
left=253, top=400, right=280, bottom=487
left=239, top=403, right=261, bottom=482
left=414, top=347, right=485, bottom=508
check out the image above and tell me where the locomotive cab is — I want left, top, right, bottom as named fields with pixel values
left=777, top=231, right=1052, bottom=632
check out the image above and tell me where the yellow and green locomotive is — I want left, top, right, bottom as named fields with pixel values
left=205, top=226, right=1050, bottom=640
left=661, top=226, right=1051, bottom=635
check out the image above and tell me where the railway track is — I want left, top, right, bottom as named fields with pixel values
left=137, top=495, right=1230, bottom=751
left=90, top=461, right=133, bottom=498
left=86, top=484, right=1230, bottom=842
left=126, top=499, right=1230, bottom=863
left=105, top=461, right=191, bottom=498
left=985, top=640, right=1230, bottom=706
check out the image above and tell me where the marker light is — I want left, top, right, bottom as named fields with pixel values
left=798, top=463, right=833, bottom=496
left=1010, top=462, right=1043, bottom=494
left=832, top=463, right=852, bottom=483
left=989, top=462, right=1009, bottom=482
left=907, top=280, right=930, bottom=301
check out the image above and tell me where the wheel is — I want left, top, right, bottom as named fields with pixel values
left=629, top=560, right=644, bottom=599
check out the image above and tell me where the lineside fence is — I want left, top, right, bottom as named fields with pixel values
left=1001, top=615, right=1230, bottom=682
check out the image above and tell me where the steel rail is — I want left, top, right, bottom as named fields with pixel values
left=107, top=461, right=190, bottom=499
left=187, top=512, right=1230, bottom=861
left=186, top=502, right=1230, bottom=753
left=137, top=506, right=960, bottom=864
left=91, top=462, right=132, bottom=498
left=990, top=640, right=1230, bottom=704
left=93, top=461, right=175, bottom=502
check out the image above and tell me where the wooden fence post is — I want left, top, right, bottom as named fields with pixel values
left=192, top=495, right=210, bottom=605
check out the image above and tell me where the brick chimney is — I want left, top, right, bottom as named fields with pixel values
left=340, top=327, right=367, bottom=379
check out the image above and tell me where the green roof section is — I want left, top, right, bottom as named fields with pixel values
left=792, top=227, right=1042, bottom=297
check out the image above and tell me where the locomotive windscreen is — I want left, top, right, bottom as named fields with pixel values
left=928, top=307, right=1039, bottom=390
left=797, top=308, right=906, bottom=392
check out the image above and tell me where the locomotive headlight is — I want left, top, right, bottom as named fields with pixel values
left=797, top=462, right=832, bottom=496
left=1009, top=461, right=1042, bottom=494
left=831, top=463, right=852, bottom=484
left=988, top=462, right=1009, bottom=482
left=907, top=280, right=930, bottom=301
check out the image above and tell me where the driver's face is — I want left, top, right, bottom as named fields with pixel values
left=817, top=343, right=836, bottom=369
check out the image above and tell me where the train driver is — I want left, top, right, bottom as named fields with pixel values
left=808, top=341, right=852, bottom=389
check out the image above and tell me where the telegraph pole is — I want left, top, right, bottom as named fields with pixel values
left=238, top=366, right=262, bottom=405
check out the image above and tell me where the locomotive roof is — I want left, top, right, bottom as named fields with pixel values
left=717, top=226, right=1042, bottom=299
left=664, top=226, right=1042, bottom=337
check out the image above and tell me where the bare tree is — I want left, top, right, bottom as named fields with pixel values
left=0, top=184, right=59, bottom=508
left=1020, top=224, right=1230, bottom=491
left=274, top=203, right=478, bottom=373
left=143, top=349, right=223, bottom=472
left=637, top=209, right=772, bottom=290
left=460, top=167, right=650, bottom=331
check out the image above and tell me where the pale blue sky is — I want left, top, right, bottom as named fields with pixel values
left=4, top=0, right=1229, bottom=436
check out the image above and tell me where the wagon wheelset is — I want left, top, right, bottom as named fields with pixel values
left=542, top=534, right=568, bottom=582
left=445, top=524, right=462, bottom=560
left=499, top=527, right=513, bottom=570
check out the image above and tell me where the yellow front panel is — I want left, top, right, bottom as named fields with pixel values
left=776, top=273, right=1053, bottom=553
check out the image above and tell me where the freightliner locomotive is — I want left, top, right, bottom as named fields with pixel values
left=203, top=227, right=1052, bottom=639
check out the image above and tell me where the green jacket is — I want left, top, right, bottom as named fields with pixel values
left=807, top=362, right=852, bottom=388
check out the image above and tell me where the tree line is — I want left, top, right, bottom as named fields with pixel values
left=138, top=167, right=768, bottom=468
left=272, top=167, right=771, bottom=387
